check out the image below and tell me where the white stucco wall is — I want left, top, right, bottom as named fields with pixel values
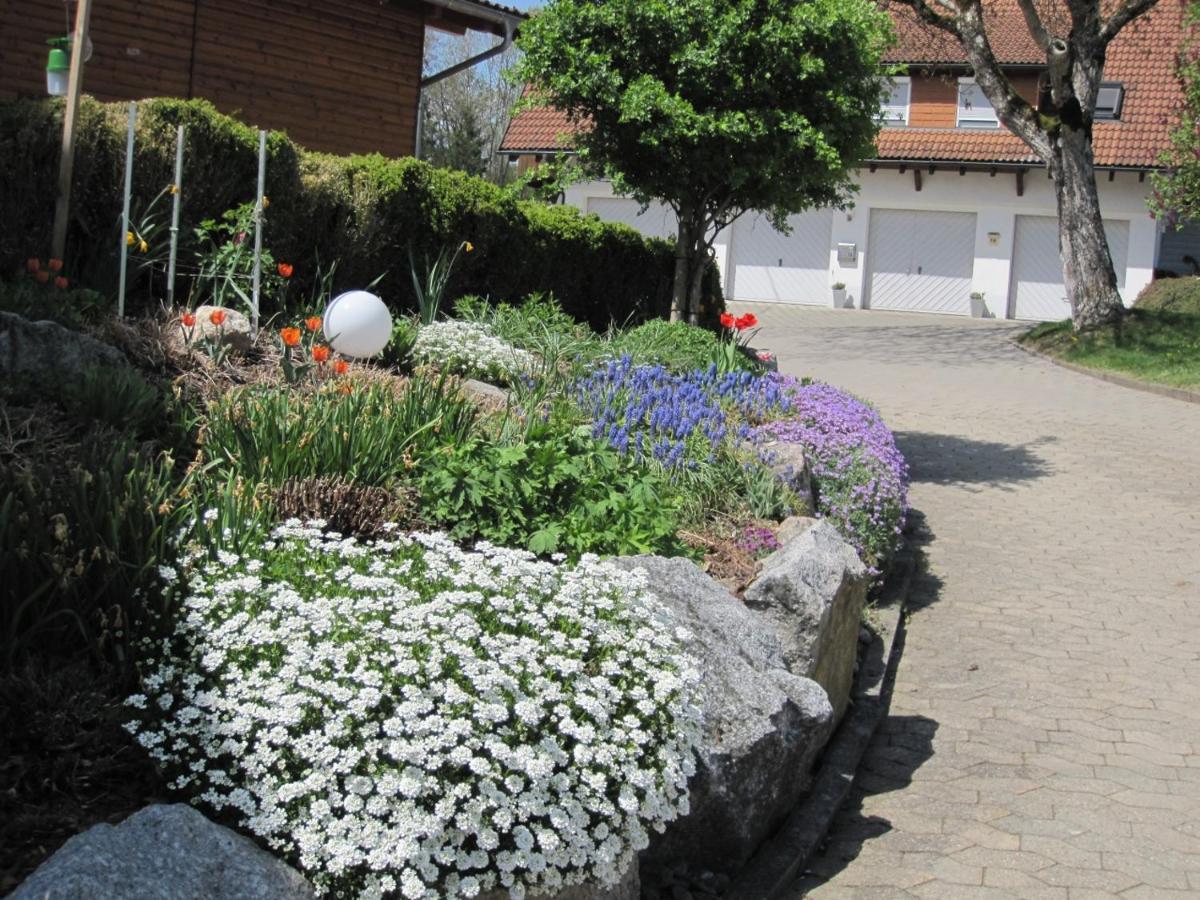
left=563, top=167, right=1163, bottom=320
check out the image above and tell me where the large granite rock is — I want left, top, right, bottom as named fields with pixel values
left=744, top=521, right=869, bottom=719
left=613, top=555, right=834, bottom=875
left=0, top=311, right=127, bottom=382
left=10, top=804, right=315, bottom=900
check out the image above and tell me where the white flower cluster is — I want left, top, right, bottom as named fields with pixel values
left=412, top=320, right=536, bottom=384
left=127, top=523, right=702, bottom=899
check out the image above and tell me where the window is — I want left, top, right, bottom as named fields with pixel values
left=881, top=77, right=911, bottom=126
left=957, top=78, right=1000, bottom=128
left=1095, top=82, right=1124, bottom=120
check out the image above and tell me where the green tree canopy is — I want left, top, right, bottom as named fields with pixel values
left=1151, top=2, right=1200, bottom=228
left=515, top=0, right=895, bottom=321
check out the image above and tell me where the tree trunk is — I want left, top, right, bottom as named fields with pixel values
left=671, top=204, right=710, bottom=324
left=687, top=242, right=709, bottom=325
left=670, top=208, right=693, bottom=323
left=1050, top=123, right=1125, bottom=331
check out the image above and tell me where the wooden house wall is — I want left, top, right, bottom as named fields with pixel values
left=906, top=70, right=1043, bottom=128
left=0, top=0, right=427, bottom=158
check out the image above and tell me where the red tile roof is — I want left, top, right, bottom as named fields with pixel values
left=500, top=1, right=1187, bottom=168
left=499, top=104, right=577, bottom=152
left=885, top=0, right=1043, bottom=65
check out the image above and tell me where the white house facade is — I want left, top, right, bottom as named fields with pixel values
left=501, top=2, right=1195, bottom=323
left=561, top=168, right=1162, bottom=321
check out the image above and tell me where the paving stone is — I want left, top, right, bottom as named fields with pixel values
left=759, top=307, right=1200, bottom=897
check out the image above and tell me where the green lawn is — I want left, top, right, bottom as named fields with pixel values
left=1019, top=308, right=1200, bottom=393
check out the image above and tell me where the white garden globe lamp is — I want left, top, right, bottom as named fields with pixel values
left=323, top=291, right=392, bottom=359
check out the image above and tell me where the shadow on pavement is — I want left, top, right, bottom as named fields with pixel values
left=896, top=431, right=1054, bottom=489
left=789, top=715, right=940, bottom=896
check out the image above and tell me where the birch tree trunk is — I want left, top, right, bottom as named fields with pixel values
left=1050, top=121, right=1125, bottom=329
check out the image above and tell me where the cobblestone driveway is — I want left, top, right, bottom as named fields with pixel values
left=751, top=306, right=1200, bottom=898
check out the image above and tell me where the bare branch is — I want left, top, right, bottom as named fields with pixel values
left=1100, top=0, right=1161, bottom=44
left=953, top=0, right=1055, bottom=159
left=886, top=0, right=961, bottom=36
left=1015, top=0, right=1054, bottom=50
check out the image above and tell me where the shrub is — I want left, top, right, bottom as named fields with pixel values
left=0, top=96, right=723, bottom=329
left=127, top=524, right=702, bottom=898
left=411, top=321, right=537, bottom=384
left=752, top=381, right=908, bottom=570
left=416, top=421, right=690, bottom=559
left=1134, top=276, right=1200, bottom=315
left=610, top=320, right=725, bottom=373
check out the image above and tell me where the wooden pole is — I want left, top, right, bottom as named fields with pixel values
left=167, top=124, right=185, bottom=307
left=117, top=102, right=137, bottom=319
left=50, top=0, right=95, bottom=261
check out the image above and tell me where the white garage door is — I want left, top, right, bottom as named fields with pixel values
left=730, top=210, right=834, bottom=305
left=1010, top=216, right=1130, bottom=321
left=586, top=197, right=677, bottom=240
left=866, top=209, right=977, bottom=314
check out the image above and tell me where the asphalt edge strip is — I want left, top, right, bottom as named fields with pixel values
left=1009, top=337, right=1200, bottom=405
left=722, top=544, right=917, bottom=900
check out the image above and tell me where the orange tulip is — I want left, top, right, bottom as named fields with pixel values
left=280, top=327, right=302, bottom=347
left=35, top=270, right=49, bottom=284
left=311, top=344, right=331, bottom=363
left=25, top=258, right=40, bottom=273
left=53, top=276, right=69, bottom=290
left=48, top=258, right=64, bottom=273
left=333, top=359, right=349, bottom=375
left=278, top=262, right=294, bottom=279
left=304, top=316, right=321, bottom=333
left=209, top=309, right=227, bottom=326
left=181, top=312, right=197, bottom=328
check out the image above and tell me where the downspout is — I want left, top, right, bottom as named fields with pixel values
left=416, top=16, right=515, bottom=158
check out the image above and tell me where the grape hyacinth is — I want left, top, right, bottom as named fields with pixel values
left=571, top=357, right=791, bottom=470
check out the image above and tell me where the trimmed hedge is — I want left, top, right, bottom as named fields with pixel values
left=1134, top=276, right=1200, bottom=316
left=0, top=97, right=721, bottom=330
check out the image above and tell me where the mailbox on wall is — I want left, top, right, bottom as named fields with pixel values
left=836, top=242, right=858, bottom=266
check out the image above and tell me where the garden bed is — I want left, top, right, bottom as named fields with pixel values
left=1, top=285, right=908, bottom=897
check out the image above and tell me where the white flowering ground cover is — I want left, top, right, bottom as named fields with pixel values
left=126, top=522, right=702, bottom=899
left=412, top=320, right=537, bottom=384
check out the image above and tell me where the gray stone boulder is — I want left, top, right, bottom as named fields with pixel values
left=0, top=311, right=127, bottom=383
left=10, top=804, right=315, bottom=900
left=775, top=515, right=819, bottom=547
left=462, top=377, right=511, bottom=408
left=757, top=441, right=815, bottom=515
left=612, top=555, right=834, bottom=874
left=189, top=305, right=254, bottom=353
left=744, top=521, right=869, bottom=720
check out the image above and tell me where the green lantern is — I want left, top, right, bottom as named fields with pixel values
left=46, top=37, right=70, bottom=96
